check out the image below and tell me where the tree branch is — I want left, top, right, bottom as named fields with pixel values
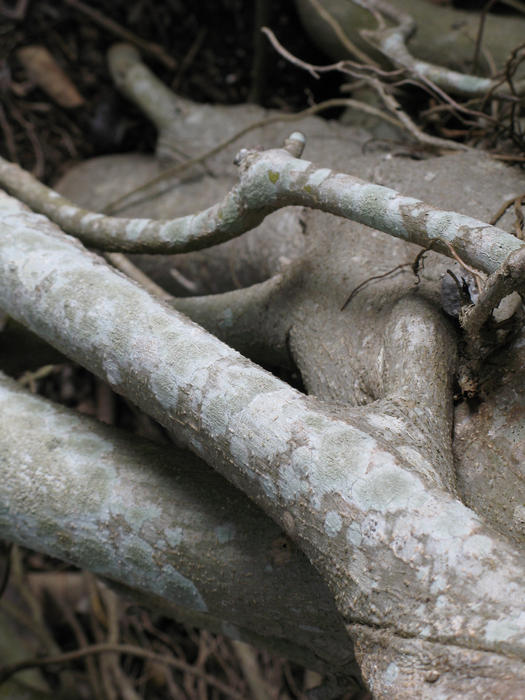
left=1, top=192, right=524, bottom=676
left=356, top=0, right=525, bottom=98
left=0, top=372, right=351, bottom=672
left=1, top=136, right=523, bottom=271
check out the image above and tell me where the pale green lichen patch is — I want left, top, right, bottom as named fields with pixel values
left=430, top=574, right=447, bottom=594
left=315, top=427, right=376, bottom=499
left=424, top=499, right=477, bottom=540
left=382, top=662, right=399, bottom=685
left=200, top=366, right=289, bottom=448
left=485, top=615, right=525, bottom=643
left=165, top=526, right=184, bottom=548
left=124, top=217, right=153, bottom=241
left=268, top=171, right=280, bottom=184
left=279, top=456, right=312, bottom=503
left=351, top=458, right=424, bottom=512
left=346, top=522, right=362, bottom=547
left=306, top=168, right=331, bottom=188
left=118, top=500, right=163, bottom=534
left=324, top=511, right=342, bottom=537
left=227, top=387, right=297, bottom=461
left=355, top=185, right=418, bottom=238
left=461, top=533, right=494, bottom=558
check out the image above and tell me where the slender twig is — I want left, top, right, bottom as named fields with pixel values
left=491, top=153, right=525, bottom=162
left=103, top=96, right=404, bottom=214
left=306, top=0, right=379, bottom=67
left=503, top=42, right=525, bottom=145
left=61, top=0, right=177, bottom=70
left=172, top=28, right=206, bottom=91
left=472, top=0, right=496, bottom=75
left=341, top=243, right=437, bottom=310
left=261, top=27, right=401, bottom=81
left=341, top=264, right=413, bottom=310
left=357, top=0, right=525, bottom=98
left=490, top=193, right=525, bottom=226
left=514, top=196, right=525, bottom=238
left=104, top=253, right=174, bottom=301
left=370, top=77, right=469, bottom=151
left=55, top=596, right=104, bottom=700
left=442, top=240, right=486, bottom=293
left=248, top=0, right=270, bottom=103
left=263, top=27, right=468, bottom=152
left=8, top=101, right=44, bottom=178
left=263, top=27, right=321, bottom=78
left=0, top=643, right=246, bottom=699
left=0, top=104, right=18, bottom=164
left=232, top=640, right=272, bottom=700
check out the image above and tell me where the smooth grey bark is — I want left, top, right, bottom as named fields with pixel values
left=0, top=372, right=352, bottom=674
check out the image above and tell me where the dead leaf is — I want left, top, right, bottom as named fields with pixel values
left=17, top=45, right=84, bottom=109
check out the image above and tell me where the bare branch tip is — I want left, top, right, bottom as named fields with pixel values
left=284, top=132, right=306, bottom=158
left=233, top=147, right=252, bottom=167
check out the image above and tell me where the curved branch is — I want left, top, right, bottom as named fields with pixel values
left=296, top=0, right=525, bottom=82
left=0, top=372, right=352, bottom=673
left=105, top=41, right=399, bottom=209
left=357, top=0, right=525, bottom=98
left=108, top=43, right=183, bottom=136
left=378, top=294, right=457, bottom=489
left=1, top=137, right=523, bottom=271
left=0, top=154, right=271, bottom=253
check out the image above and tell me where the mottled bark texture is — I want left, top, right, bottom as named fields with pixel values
left=1, top=43, right=525, bottom=699
left=0, top=372, right=352, bottom=674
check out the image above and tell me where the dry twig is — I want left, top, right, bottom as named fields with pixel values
left=307, top=0, right=379, bottom=66
left=0, top=642, right=248, bottom=699
left=103, top=95, right=404, bottom=215
left=263, top=27, right=468, bottom=152
left=61, top=0, right=177, bottom=70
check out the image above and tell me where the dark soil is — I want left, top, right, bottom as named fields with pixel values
left=0, top=0, right=343, bottom=183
